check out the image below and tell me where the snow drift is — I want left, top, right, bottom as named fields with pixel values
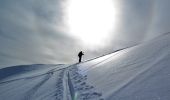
left=0, top=33, right=170, bottom=100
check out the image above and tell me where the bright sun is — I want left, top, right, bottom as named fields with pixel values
left=65, top=0, right=117, bottom=47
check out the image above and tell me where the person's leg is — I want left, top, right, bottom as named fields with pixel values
left=79, top=57, right=81, bottom=63
left=79, top=57, right=82, bottom=62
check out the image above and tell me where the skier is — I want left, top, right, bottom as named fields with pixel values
left=78, top=51, right=84, bottom=63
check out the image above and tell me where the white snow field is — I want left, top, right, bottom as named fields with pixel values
left=0, top=33, right=170, bottom=100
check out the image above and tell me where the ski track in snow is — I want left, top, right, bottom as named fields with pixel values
left=53, top=65, right=105, bottom=100
left=24, top=70, right=54, bottom=100
left=0, top=64, right=104, bottom=100
left=68, top=66, right=104, bottom=100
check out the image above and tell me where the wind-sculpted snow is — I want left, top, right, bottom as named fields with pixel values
left=0, top=33, right=170, bottom=100
left=77, top=33, right=170, bottom=100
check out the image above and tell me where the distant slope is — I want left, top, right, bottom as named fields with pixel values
left=0, top=33, right=170, bottom=100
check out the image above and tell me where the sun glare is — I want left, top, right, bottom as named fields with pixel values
left=65, top=0, right=117, bottom=47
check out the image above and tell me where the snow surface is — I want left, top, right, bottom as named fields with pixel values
left=0, top=33, right=170, bottom=100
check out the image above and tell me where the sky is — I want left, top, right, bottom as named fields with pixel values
left=0, top=0, right=170, bottom=68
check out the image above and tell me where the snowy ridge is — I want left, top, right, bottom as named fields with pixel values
left=0, top=33, right=170, bottom=100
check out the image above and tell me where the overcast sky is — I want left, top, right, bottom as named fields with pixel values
left=0, top=0, right=170, bottom=68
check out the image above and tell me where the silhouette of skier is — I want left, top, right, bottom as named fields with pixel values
left=78, top=51, right=84, bottom=63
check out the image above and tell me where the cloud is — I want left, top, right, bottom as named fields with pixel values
left=0, top=0, right=170, bottom=68
left=0, top=0, right=79, bottom=68
left=104, top=0, right=170, bottom=51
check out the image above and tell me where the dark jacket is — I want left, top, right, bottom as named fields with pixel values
left=78, top=51, right=84, bottom=57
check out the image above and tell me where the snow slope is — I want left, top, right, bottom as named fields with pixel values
left=0, top=33, right=170, bottom=100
